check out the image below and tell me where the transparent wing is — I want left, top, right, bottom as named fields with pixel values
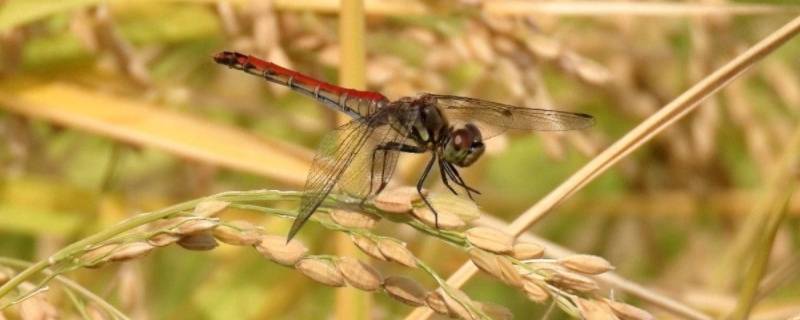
left=288, top=109, right=417, bottom=240
left=337, top=119, right=415, bottom=200
left=428, top=94, right=595, bottom=138
left=288, top=118, right=376, bottom=240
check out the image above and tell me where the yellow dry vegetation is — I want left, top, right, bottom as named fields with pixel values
left=0, top=81, right=312, bottom=186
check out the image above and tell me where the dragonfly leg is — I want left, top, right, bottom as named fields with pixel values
left=374, top=142, right=426, bottom=196
left=361, top=148, right=382, bottom=208
left=417, top=155, right=439, bottom=229
left=444, top=162, right=481, bottom=200
left=437, top=159, right=459, bottom=195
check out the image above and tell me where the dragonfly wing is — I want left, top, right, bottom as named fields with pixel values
left=289, top=118, right=377, bottom=241
left=337, top=110, right=417, bottom=201
left=429, top=94, right=595, bottom=139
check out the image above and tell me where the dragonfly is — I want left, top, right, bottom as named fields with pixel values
left=214, top=51, right=595, bottom=241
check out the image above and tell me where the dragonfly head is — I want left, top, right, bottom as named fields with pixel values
left=443, top=123, right=485, bottom=167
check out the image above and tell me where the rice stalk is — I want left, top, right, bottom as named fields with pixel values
left=0, top=187, right=633, bottom=319
left=478, top=214, right=711, bottom=320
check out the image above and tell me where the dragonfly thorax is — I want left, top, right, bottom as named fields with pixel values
left=442, top=123, right=485, bottom=167
left=400, top=97, right=486, bottom=167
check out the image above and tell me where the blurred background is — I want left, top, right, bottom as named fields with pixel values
left=1, top=0, right=800, bottom=319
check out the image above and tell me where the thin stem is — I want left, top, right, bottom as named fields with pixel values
left=729, top=125, right=800, bottom=319
left=0, top=190, right=298, bottom=300
left=0, top=257, right=129, bottom=320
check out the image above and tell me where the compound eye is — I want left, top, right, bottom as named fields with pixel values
left=452, top=129, right=473, bottom=151
left=464, top=123, right=483, bottom=142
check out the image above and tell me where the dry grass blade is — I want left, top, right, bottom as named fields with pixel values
left=270, top=0, right=428, bottom=15
left=483, top=1, right=800, bottom=17
left=729, top=126, right=800, bottom=319
left=0, top=82, right=312, bottom=186
left=408, top=15, right=800, bottom=320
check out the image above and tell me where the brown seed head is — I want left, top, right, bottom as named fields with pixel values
left=18, top=288, right=58, bottom=320
left=440, top=288, right=477, bottom=320
left=495, top=255, right=523, bottom=288
left=426, top=193, right=482, bottom=222
left=377, top=238, right=417, bottom=268
left=468, top=248, right=504, bottom=280
left=522, top=277, right=550, bottom=303
left=411, top=206, right=465, bottom=230
left=148, top=232, right=181, bottom=247
left=575, top=298, right=618, bottom=319
left=466, top=31, right=494, bottom=64
left=546, top=270, right=599, bottom=293
left=193, top=200, right=230, bottom=217
left=330, top=209, right=380, bottom=229
left=468, top=248, right=522, bottom=287
left=256, top=235, right=308, bottom=266
left=511, top=242, right=545, bottom=260
left=350, top=234, right=387, bottom=261
left=425, top=291, right=450, bottom=315
left=558, top=254, right=614, bottom=275
left=213, top=220, right=262, bottom=246
left=465, top=227, right=513, bottom=254
left=177, top=231, right=219, bottom=251
left=572, top=55, right=611, bottom=85
left=174, top=218, right=219, bottom=235
left=605, top=299, right=655, bottom=320
left=108, top=242, right=153, bottom=262
left=373, top=186, right=421, bottom=213
left=524, top=33, right=561, bottom=60
left=295, top=257, right=345, bottom=287
left=383, top=276, right=427, bottom=307
left=80, top=244, right=118, bottom=266
left=336, top=257, right=383, bottom=291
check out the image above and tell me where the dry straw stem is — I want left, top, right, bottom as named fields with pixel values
left=336, top=1, right=371, bottom=319
left=729, top=126, right=800, bottom=319
left=247, top=0, right=800, bottom=17
left=483, top=1, right=800, bottom=17
left=409, top=15, right=800, bottom=320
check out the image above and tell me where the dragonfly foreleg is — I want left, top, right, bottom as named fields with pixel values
left=417, top=155, right=439, bottom=229
left=437, top=159, right=460, bottom=196
left=443, top=161, right=481, bottom=200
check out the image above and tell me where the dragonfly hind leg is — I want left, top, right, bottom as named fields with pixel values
left=364, top=142, right=426, bottom=207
